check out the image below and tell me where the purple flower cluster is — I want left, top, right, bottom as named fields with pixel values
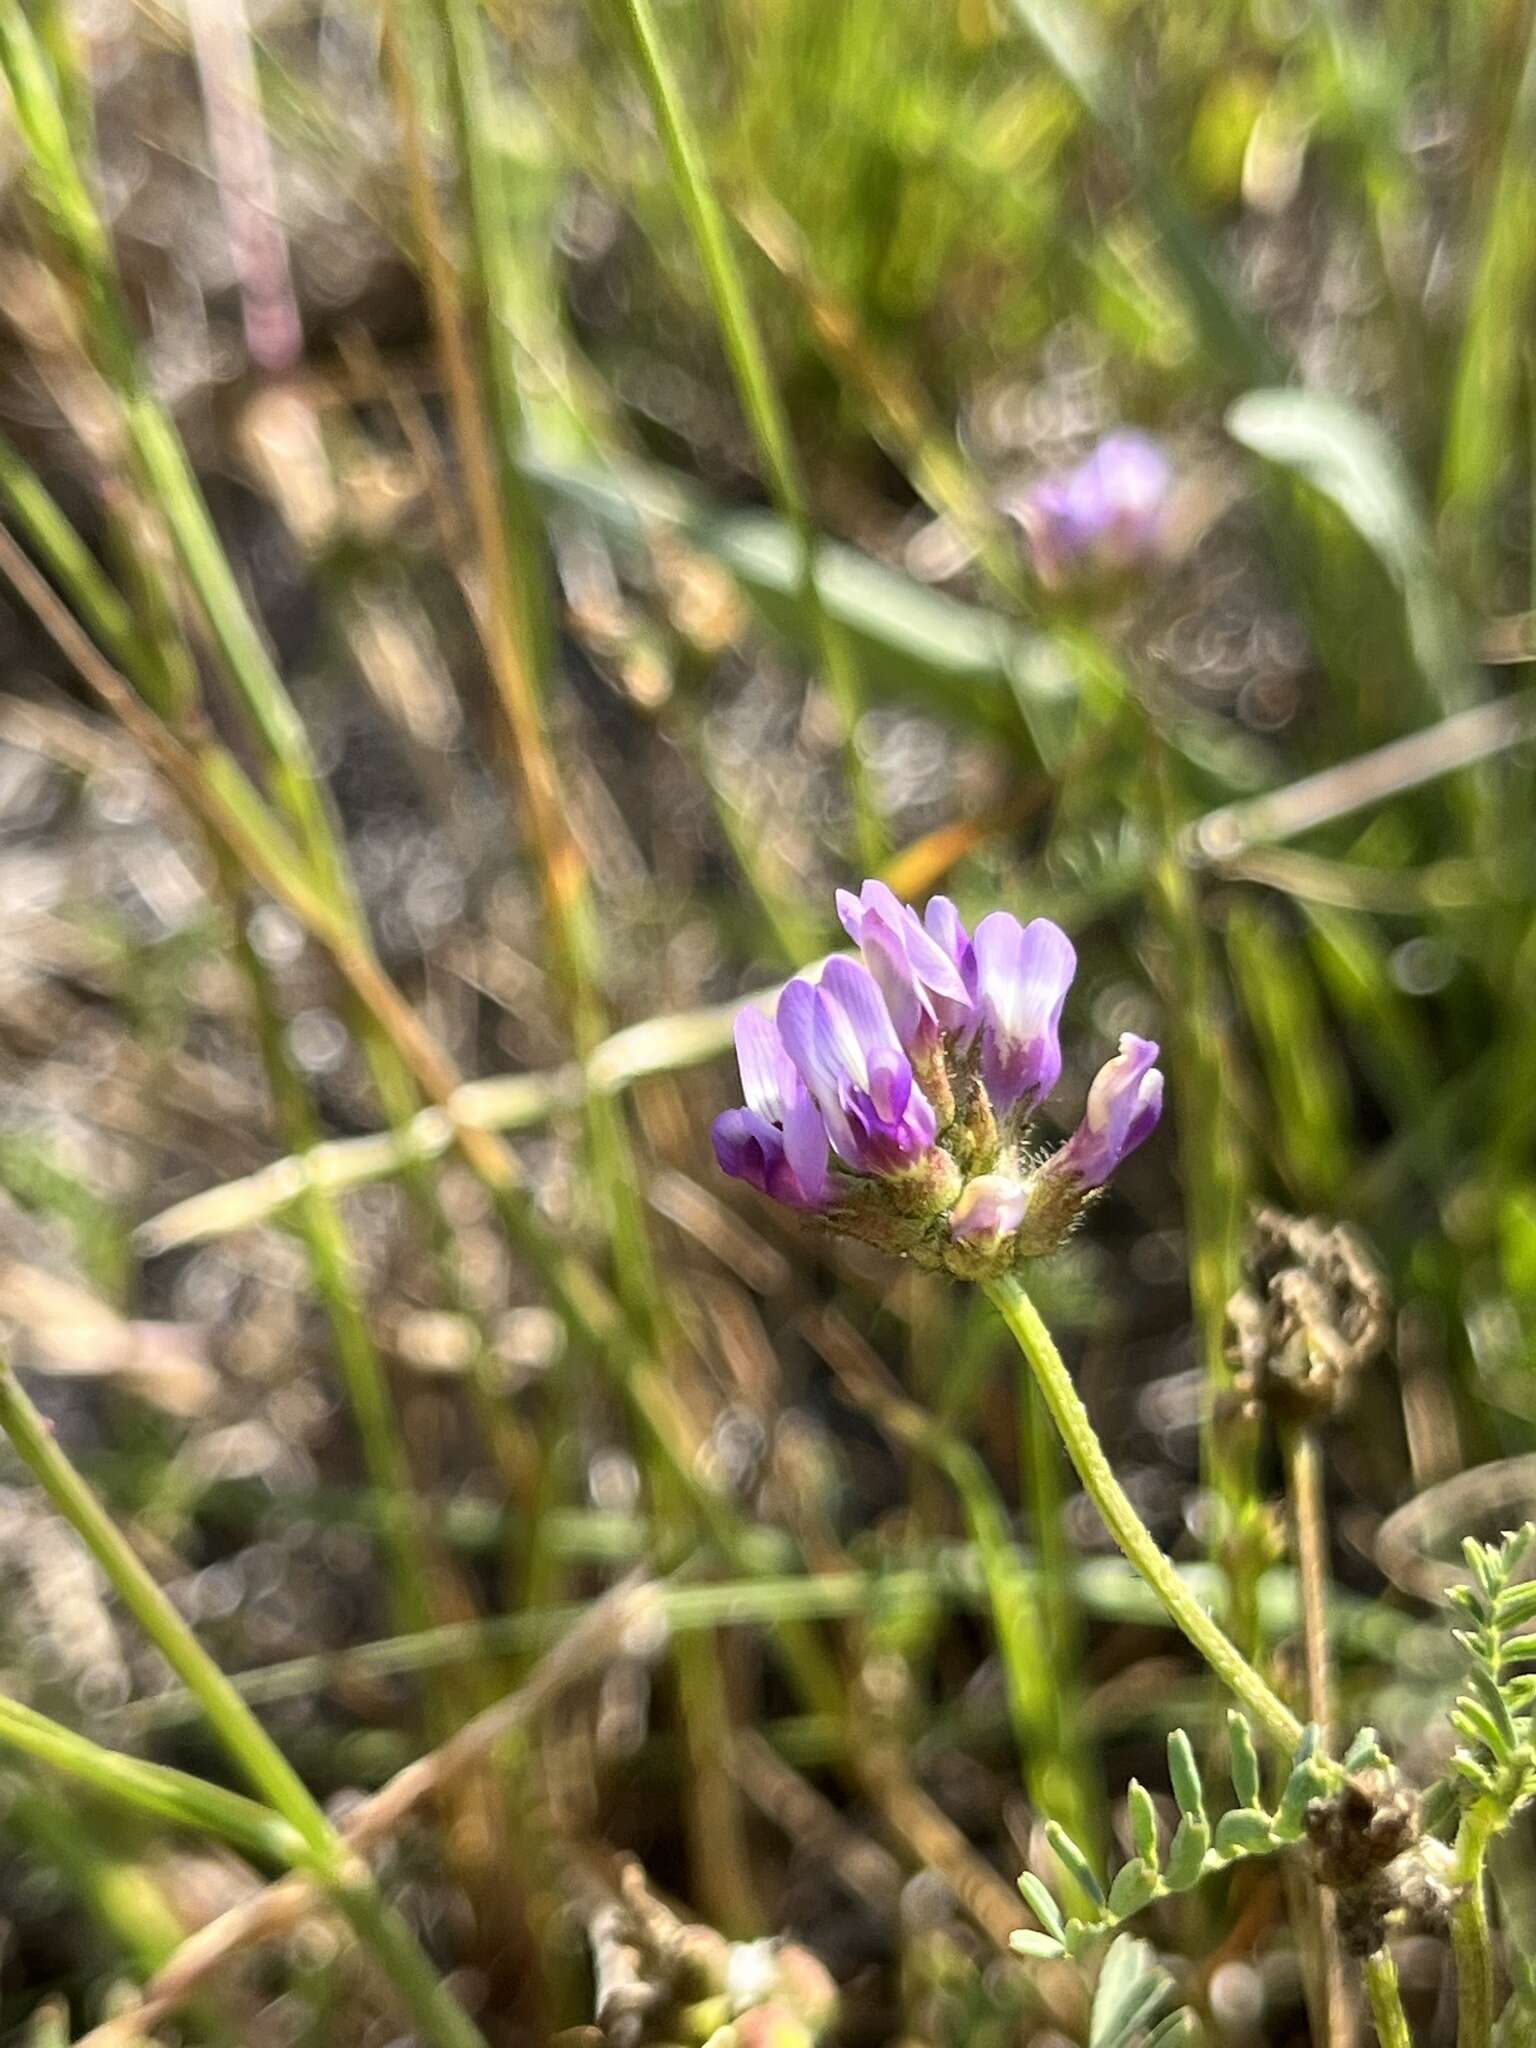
left=1010, top=431, right=1172, bottom=589
left=712, top=882, right=1164, bottom=1276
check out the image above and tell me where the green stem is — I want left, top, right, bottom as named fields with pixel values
left=1149, top=765, right=1263, bottom=1663
left=0, top=412, right=439, bottom=1667
left=0, top=1695, right=302, bottom=1866
left=984, top=1276, right=1301, bottom=1754
left=330, top=1880, right=488, bottom=2048
left=1364, top=1946, right=1412, bottom=2048
left=935, top=1431, right=1098, bottom=1852
left=0, top=1356, right=488, bottom=2048
left=1018, top=1367, right=1100, bottom=1838
left=230, top=892, right=438, bottom=1646
left=1451, top=1807, right=1497, bottom=2048
left=608, top=0, right=884, bottom=868
left=1280, top=1419, right=1350, bottom=2048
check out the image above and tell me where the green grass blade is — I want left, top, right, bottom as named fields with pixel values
left=605, top=0, right=885, bottom=863
left=0, top=1696, right=303, bottom=1865
left=1006, top=0, right=1282, bottom=386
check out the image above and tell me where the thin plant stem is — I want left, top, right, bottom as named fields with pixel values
left=1150, top=755, right=1266, bottom=1658
left=1282, top=1422, right=1336, bottom=1746
left=1451, top=1805, right=1497, bottom=2048
left=1364, top=1947, right=1413, bottom=2048
left=1281, top=1418, right=1352, bottom=2048
left=392, top=0, right=594, bottom=995
left=0, top=10, right=536, bottom=1440
left=1017, top=1365, right=1101, bottom=1848
left=813, top=1314, right=1097, bottom=1850
left=0, top=1694, right=303, bottom=1866
left=388, top=12, right=770, bottom=1916
left=0, top=1353, right=489, bottom=2048
left=112, top=1543, right=1380, bottom=1736
left=985, top=1275, right=1302, bottom=1754
left=606, top=0, right=884, bottom=867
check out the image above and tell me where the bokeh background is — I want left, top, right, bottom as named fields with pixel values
left=1, top=0, right=1535, bottom=2042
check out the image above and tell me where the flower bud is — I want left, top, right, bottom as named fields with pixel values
left=1053, top=1034, right=1163, bottom=1189
left=949, top=1173, right=1027, bottom=1247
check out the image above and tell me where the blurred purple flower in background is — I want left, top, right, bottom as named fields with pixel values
left=712, top=887, right=1164, bottom=1276
left=1009, top=431, right=1173, bottom=588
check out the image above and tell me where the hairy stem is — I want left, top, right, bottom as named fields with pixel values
left=1363, top=1947, right=1412, bottom=2048
left=1451, top=1807, right=1497, bottom=2048
left=1282, top=1422, right=1335, bottom=1748
left=985, top=1276, right=1301, bottom=1754
left=1281, top=1419, right=1352, bottom=2048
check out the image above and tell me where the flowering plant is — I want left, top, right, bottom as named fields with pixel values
left=712, top=882, right=1163, bottom=1278
left=1007, top=431, right=1173, bottom=587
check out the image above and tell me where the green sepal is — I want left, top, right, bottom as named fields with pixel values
left=1013, top=1930, right=1067, bottom=1960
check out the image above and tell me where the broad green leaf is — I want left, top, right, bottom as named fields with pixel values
left=1227, top=388, right=1479, bottom=715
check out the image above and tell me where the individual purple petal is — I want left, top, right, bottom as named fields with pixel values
left=712, top=1107, right=786, bottom=1198
left=1056, top=1034, right=1164, bottom=1187
left=922, top=896, right=978, bottom=1033
left=782, top=1082, right=831, bottom=1205
left=773, top=976, right=821, bottom=1097
left=923, top=895, right=973, bottom=979
left=838, top=880, right=970, bottom=1052
left=776, top=971, right=871, bottom=1172
left=779, top=958, right=937, bottom=1178
left=865, top=1046, right=913, bottom=1127
left=948, top=1172, right=1027, bottom=1246
left=972, top=913, right=1077, bottom=1116
left=863, top=883, right=969, bottom=1001
left=806, top=985, right=886, bottom=1134
left=819, top=954, right=901, bottom=1062
left=734, top=1005, right=798, bottom=1125
left=714, top=998, right=833, bottom=1211
left=857, top=917, right=925, bottom=1048
left=712, top=1099, right=829, bottom=1211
